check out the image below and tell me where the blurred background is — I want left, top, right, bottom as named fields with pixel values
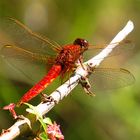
left=0, top=0, right=140, bottom=139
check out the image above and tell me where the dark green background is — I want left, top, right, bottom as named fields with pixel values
left=0, top=0, right=140, bottom=139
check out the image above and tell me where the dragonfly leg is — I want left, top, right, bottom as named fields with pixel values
left=40, top=93, right=57, bottom=104
left=79, top=76, right=96, bottom=96
left=76, top=55, right=86, bottom=70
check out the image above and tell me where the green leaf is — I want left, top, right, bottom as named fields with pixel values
left=39, top=132, right=48, bottom=140
left=43, top=117, right=52, bottom=125
left=24, top=103, right=48, bottom=138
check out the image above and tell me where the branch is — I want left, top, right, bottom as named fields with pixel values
left=0, top=20, right=134, bottom=140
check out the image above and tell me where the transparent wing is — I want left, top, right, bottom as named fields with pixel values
left=0, top=18, right=60, bottom=55
left=0, top=44, right=54, bottom=64
left=0, top=45, right=54, bottom=85
left=85, top=40, right=134, bottom=60
left=0, top=18, right=58, bottom=84
left=88, top=68, right=135, bottom=92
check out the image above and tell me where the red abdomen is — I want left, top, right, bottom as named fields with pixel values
left=18, top=64, right=62, bottom=105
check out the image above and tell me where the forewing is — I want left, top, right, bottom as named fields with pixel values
left=88, top=68, right=135, bottom=92
left=0, top=18, right=59, bottom=56
left=85, top=40, right=134, bottom=60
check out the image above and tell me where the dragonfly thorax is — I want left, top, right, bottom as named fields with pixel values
left=55, top=41, right=87, bottom=75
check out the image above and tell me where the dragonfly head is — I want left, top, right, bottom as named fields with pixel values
left=73, top=38, right=89, bottom=52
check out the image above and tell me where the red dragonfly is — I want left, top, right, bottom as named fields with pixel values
left=0, top=18, right=135, bottom=106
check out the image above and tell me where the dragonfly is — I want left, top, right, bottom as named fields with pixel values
left=0, top=18, right=135, bottom=106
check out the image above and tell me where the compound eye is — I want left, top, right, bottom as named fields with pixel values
left=82, top=39, right=88, bottom=48
left=73, top=38, right=89, bottom=49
